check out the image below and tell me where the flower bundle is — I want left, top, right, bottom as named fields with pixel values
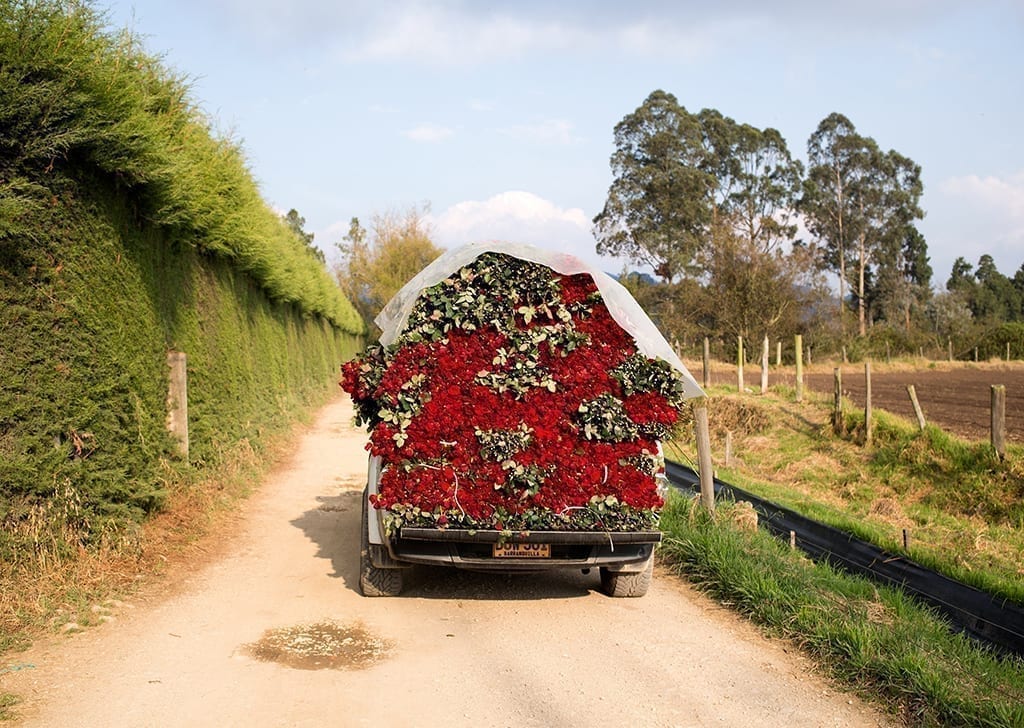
left=341, top=252, right=690, bottom=533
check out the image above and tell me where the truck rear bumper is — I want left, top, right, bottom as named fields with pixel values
left=379, top=528, right=661, bottom=572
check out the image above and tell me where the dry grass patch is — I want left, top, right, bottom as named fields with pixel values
left=0, top=426, right=299, bottom=658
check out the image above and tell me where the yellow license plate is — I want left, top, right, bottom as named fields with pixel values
left=492, top=542, right=551, bottom=558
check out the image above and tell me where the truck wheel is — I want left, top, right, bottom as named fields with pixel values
left=360, top=491, right=403, bottom=597
left=600, top=555, right=653, bottom=598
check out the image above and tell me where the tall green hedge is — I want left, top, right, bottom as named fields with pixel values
left=0, top=1, right=364, bottom=557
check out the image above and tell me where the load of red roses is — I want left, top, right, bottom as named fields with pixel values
left=341, top=249, right=698, bottom=535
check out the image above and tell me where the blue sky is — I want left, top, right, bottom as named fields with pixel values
left=102, top=0, right=1023, bottom=287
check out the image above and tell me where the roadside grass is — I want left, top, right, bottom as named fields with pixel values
left=667, top=385, right=1024, bottom=606
left=0, top=692, right=18, bottom=721
left=0, top=408, right=313, bottom=664
left=659, top=494, right=1024, bottom=726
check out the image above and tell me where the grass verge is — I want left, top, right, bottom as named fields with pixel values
left=659, top=493, right=1024, bottom=726
left=667, top=385, right=1024, bottom=606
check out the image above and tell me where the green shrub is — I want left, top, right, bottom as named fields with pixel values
left=0, top=0, right=362, bottom=331
left=972, top=322, right=1024, bottom=361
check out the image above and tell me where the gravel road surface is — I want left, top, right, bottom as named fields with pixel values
left=5, top=396, right=893, bottom=727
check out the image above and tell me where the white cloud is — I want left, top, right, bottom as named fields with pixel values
left=942, top=172, right=1024, bottom=221
left=342, top=7, right=586, bottom=65
left=430, top=191, right=623, bottom=269
left=401, top=124, right=455, bottom=143
left=197, top=1, right=975, bottom=63
left=499, top=119, right=579, bottom=145
left=931, top=171, right=1024, bottom=275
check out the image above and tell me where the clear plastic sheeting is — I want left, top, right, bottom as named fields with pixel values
left=374, top=241, right=706, bottom=401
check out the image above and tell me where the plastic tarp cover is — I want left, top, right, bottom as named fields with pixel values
left=374, top=241, right=705, bottom=401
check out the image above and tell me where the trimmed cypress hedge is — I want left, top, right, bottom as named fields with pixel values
left=0, top=0, right=364, bottom=557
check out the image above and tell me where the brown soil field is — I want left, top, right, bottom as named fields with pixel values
left=744, top=362, right=1023, bottom=444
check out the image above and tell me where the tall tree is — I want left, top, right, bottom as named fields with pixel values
left=593, top=90, right=714, bottom=282
left=282, top=208, right=324, bottom=264
left=1014, top=264, right=1024, bottom=317
left=801, top=114, right=924, bottom=336
left=869, top=225, right=932, bottom=331
left=335, top=206, right=443, bottom=334
left=728, top=125, right=804, bottom=253
left=851, top=148, right=924, bottom=335
left=800, top=113, right=869, bottom=331
left=974, top=254, right=1022, bottom=321
left=696, top=111, right=803, bottom=253
left=947, top=256, right=975, bottom=292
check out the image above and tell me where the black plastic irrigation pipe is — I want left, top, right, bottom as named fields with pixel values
left=664, top=459, right=1024, bottom=658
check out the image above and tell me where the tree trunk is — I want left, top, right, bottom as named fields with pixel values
left=836, top=167, right=846, bottom=334
left=857, top=235, right=867, bottom=337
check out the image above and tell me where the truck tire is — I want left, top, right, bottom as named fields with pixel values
left=360, top=490, right=403, bottom=597
left=599, top=555, right=653, bottom=598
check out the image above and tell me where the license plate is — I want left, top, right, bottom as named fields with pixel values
left=492, top=542, right=551, bottom=558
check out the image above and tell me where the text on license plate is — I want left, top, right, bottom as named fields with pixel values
left=492, top=543, right=551, bottom=558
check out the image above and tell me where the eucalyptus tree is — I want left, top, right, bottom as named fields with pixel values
left=593, top=90, right=715, bottom=282
left=728, top=124, right=804, bottom=253
left=801, top=114, right=925, bottom=336
left=800, top=113, right=870, bottom=331
left=696, top=110, right=803, bottom=253
left=851, top=148, right=924, bottom=335
left=868, top=225, right=931, bottom=331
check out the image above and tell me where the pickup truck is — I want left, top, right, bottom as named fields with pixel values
left=343, top=242, right=704, bottom=600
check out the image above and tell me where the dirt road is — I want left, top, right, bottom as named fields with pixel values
left=5, top=396, right=892, bottom=727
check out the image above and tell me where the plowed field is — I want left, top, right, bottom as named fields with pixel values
left=771, top=363, right=1022, bottom=444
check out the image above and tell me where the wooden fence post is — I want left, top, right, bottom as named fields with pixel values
left=760, top=335, right=769, bottom=394
left=865, top=361, right=873, bottom=446
left=991, top=385, right=1006, bottom=460
left=703, top=336, right=710, bottom=389
left=832, top=368, right=843, bottom=435
left=1007, top=342, right=1012, bottom=362
left=695, top=404, right=715, bottom=513
left=795, top=334, right=804, bottom=403
left=907, top=384, right=927, bottom=430
left=974, top=346, right=979, bottom=362
left=948, top=338, right=953, bottom=362
left=776, top=341, right=782, bottom=367
left=166, top=351, right=189, bottom=461
left=737, top=335, right=744, bottom=393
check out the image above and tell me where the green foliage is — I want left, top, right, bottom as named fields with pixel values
left=972, top=322, right=1024, bottom=360
left=0, top=0, right=362, bottom=332
left=593, top=90, right=713, bottom=282
left=335, top=207, right=443, bottom=334
left=660, top=495, right=1024, bottom=726
left=948, top=255, right=1023, bottom=325
left=0, top=184, right=361, bottom=561
left=0, top=1, right=364, bottom=561
left=863, top=411, right=1024, bottom=527
left=840, top=324, right=933, bottom=362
